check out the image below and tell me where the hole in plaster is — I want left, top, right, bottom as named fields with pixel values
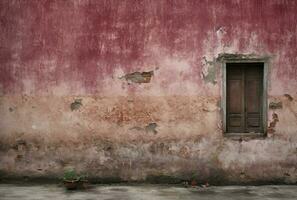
left=120, top=71, right=154, bottom=84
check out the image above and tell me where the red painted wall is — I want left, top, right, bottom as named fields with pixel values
left=1, top=0, right=297, bottom=95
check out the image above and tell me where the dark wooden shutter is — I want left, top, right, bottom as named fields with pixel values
left=226, top=63, right=263, bottom=133
left=227, top=64, right=245, bottom=133
left=245, top=64, right=263, bottom=133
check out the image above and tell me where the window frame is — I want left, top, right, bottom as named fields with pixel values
left=220, top=55, right=269, bottom=138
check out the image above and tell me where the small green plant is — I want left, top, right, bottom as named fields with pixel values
left=62, top=169, right=89, bottom=190
left=63, top=169, right=80, bottom=181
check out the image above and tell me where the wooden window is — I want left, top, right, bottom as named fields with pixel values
left=226, top=63, right=264, bottom=133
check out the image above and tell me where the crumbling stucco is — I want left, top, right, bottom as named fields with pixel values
left=131, top=123, right=158, bottom=134
left=284, top=94, right=293, bottom=101
left=0, top=95, right=296, bottom=184
left=70, top=99, right=82, bottom=111
left=216, top=53, right=270, bottom=62
left=268, top=113, right=279, bottom=134
left=0, top=0, right=297, bottom=184
left=269, top=101, right=283, bottom=110
left=120, top=71, right=154, bottom=84
left=201, top=57, right=217, bottom=85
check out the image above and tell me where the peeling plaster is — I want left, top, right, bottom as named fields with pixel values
left=70, top=99, right=82, bottom=111
left=120, top=71, right=154, bottom=84
left=269, top=101, right=283, bottom=110
left=268, top=113, right=279, bottom=134
left=130, top=123, right=158, bottom=135
left=145, top=123, right=158, bottom=134
left=201, top=57, right=217, bottom=85
left=216, top=53, right=270, bottom=62
left=284, top=94, right=294, bottom=101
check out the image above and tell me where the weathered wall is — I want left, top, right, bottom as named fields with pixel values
left=0, top=0, right=297, bottom=184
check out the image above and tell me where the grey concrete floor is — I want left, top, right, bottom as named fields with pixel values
left=0, top=184, right=296, bottom=200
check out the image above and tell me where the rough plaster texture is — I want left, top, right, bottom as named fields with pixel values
left=0, top=0, right=297, bottom=184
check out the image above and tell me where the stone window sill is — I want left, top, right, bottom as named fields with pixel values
left=224, top=132, right=266, bottom=141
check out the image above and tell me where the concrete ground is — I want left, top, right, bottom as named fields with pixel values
left=0, top=184, right=296, bottom=200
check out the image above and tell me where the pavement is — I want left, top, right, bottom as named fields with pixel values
left=0, top=184, right=296, bottom=200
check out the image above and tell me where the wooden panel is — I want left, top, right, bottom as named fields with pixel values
left=245, top=80, right=260, bottom=112
left=228, top=67, right=242, bottom=79
left=226, top=63, right=263, bottom=134
left=245, top=66, right=261, bottom=78
left=245, top=65, right=263, bottom=133
left=247, top=117, right=260, bottom=127
left=228, top=80, right=242, bottom=113
left=227, top=65, right=244, bottom=133
left=229, top=116, right=242, bottom=127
